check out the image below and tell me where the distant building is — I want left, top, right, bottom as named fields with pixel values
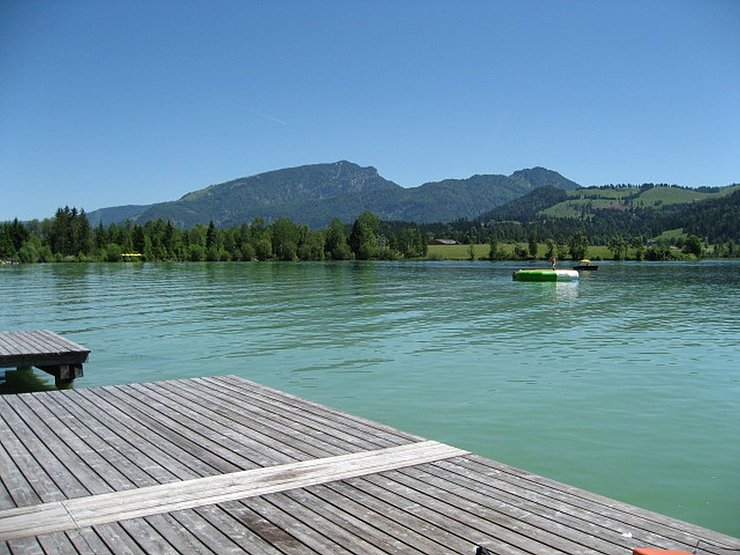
left=431, top=238, right=459, bottom=245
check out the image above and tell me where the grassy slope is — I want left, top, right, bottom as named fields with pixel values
left=635, top=185, right=739, bottom=207
left=540, top=184, right=739, bottom=218
left=426, top=243, right=613, bottom=261
left=541, top=188, right=631, bottom=218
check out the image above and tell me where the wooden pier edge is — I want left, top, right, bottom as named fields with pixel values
left=0, top=375, right=737, bottom=554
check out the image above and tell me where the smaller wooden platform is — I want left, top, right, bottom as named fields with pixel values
left=0, top=330, right=90, bottom=387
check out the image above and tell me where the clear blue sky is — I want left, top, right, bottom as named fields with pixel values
left=1, top=0, right=739, bottom=221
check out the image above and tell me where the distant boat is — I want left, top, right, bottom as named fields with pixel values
left=513, top=269, right=579, bottom=282
left=573, top=259, right=598, bottom=271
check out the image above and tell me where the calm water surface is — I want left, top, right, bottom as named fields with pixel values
left=1, top=260, right=738, bottom=536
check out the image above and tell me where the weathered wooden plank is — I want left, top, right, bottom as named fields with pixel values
left=211, top=375, right=419, bottom=444
left=215, top=500, right=318, bottom=555
left=4, top=395, right=116, bottom=497
left=159, top=379, right=357, bottom=460
left=167, top=377, right=359, bottom=449
left=263, top=491, right=392, bottom=555
left=0, top=434, right=40, bottom=508
left=389, top=461, right=624, bottom=554
left=64, top=527, right=115, bottom=555
left=32, top=330, right=86, bottom=354
left=0, top=397, right=91, bottom=500
left=341, top=471, right=559, bottom=555
left=130, top=381, right=319, bottom=467
left=188, top=378, right=398, bottom=453
left=75, top=387, right=217, bottom=479
left=17, top=330, right=65, bottom=354
left=0, top=502, right=75, bottom=540
left=115, top=518, right=178, bottom=554
left=191, top=504, right=297, bottom=555
left=90, top=385, right=248, bottom=475
left=320, top=478, right=515, bottom=555
left=156, top=375, right=403, bottom=465
left=0, top=441, right=465, bottom=542
left=0, top=440, right=23, bottom=510
left=117, top=384, right=278, bottom=469
left=5, top=331, right=51, bottom=354
left=35, top=530, right=79, bottom=554
left=0, top=399, right=72, bottom=504
left=281, top=486, right=431, bottom=555
left=0, top=335, right=18, bottom=354
left=65, top=441, right=464, bottom=524
left=454, top=455, right=739, bottom=552
left=206, top=376, right=415, bottom=444
left=43, top=389, right=194, bottom=484
left=0, top=331, right=41, bottom=356
left=428, top=457, right=672, bottom=551
left=153, top=509, right=246, bottom=554
left=0, top=480, right=11, bottom=513
left=400, top=458, right=740, bottom=555
left=89, top=523, right=146, bottom=555
left=141, top=512, right=215, bottom=554
left=2, top=536, right=44, bottom=555
left=36, top=330, right=86, bottom=353
left=153, top=380, right=337, bottom=462
left=241, top=495, right=354, bottom=555
left=22, top=393, right=153, bottom=491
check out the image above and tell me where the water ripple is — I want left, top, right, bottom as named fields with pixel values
left=1, top=260, right=739, bottom=535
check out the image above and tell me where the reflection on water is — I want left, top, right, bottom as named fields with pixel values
left=553, top=281, right=579, bottom=302
left=0, top=367, right=57, bottom=394
left=0, top=260, right=738, bottom=535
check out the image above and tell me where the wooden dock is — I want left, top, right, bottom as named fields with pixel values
left=0, top=375, right=737, bottom=554
left=0, top=330, right=90, bottom=387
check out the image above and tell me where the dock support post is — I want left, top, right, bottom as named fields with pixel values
left=36, top=364, right=84, bottom=389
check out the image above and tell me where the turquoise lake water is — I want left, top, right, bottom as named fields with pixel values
left=1, top=260, right=738, bottom=536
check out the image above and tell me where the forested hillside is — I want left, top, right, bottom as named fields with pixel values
left=86, top=161, right=580, bottom=228
left=2, top=187, right=738, bottom=264
left=3, top=166, right=738, bottom=264
left=469, top=183, right=740, bottom=244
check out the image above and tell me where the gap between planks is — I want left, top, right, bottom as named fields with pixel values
left=0, top=440, right=467, bottom=542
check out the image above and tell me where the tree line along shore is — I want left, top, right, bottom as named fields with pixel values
left=1, top=206, right=737, bottom=265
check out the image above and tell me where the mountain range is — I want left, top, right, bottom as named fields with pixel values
left=87, top=161, right=580, bottom=228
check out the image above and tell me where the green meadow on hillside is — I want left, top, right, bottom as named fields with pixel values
left=636, top=184, right=740, bottom=207
left=540, top=184, right=739, bottom=219
left=426, top=243, right=613, bottom=261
